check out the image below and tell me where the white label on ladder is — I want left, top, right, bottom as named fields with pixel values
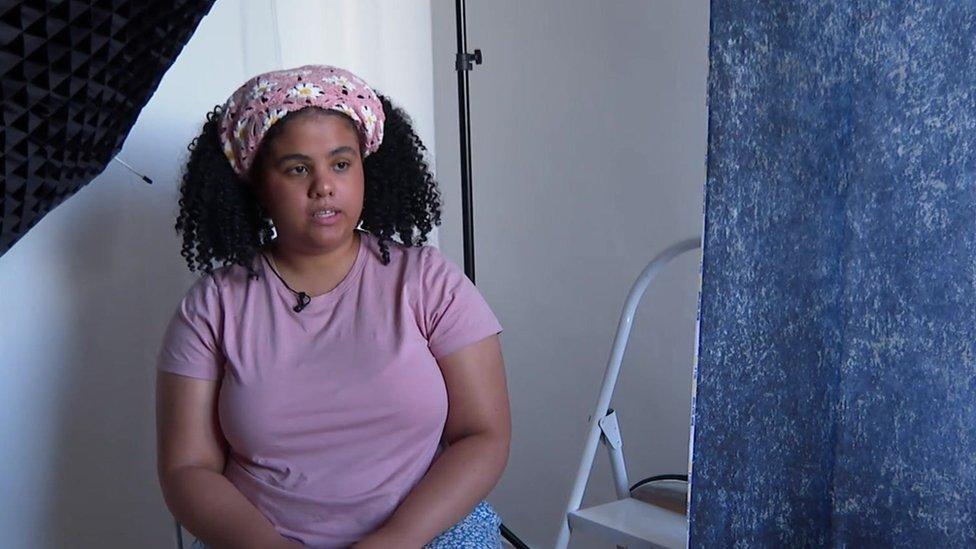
left=598, top=411, right=623, bottom=450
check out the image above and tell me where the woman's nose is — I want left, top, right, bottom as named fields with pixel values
left=309, top=172, right=334, bottom=197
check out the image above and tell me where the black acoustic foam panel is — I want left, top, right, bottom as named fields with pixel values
left=0, top=0, right=216, bottom=257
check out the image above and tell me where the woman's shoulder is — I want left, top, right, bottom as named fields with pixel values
left=360, top=230, right=444, bottom=270
left=180, top=255, right=262, bottom=299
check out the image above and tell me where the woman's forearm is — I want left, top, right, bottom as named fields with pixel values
left=374, top=433, right=509, bottom=547
left=160, top=466, right=299, bottom=549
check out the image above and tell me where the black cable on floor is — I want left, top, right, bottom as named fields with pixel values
left=630, top=473, right=689, bottom=493
left=500, top=523, right=531, bottom=549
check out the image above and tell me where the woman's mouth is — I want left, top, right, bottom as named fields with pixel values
left=311, top=209, right=341, bottom=226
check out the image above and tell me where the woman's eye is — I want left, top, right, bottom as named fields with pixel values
left=335, top=161, right=350, bottom=171
left=287, top=165, right=308, bottom=175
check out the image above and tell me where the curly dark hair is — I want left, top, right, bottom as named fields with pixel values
left=173, top=93, right=442, bottom=279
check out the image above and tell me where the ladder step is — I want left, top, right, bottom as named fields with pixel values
left=568, top=497, right=687, bottom=549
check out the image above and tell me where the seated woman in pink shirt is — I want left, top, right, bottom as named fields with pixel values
left=155, top=65, right=510, bottom=549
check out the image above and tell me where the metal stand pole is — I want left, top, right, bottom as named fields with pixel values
left=454, top=0, right=482, bottom=283
left=454, top=5, right=530, bottom=548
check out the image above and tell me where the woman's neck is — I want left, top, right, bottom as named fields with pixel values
left=265, top=231, right=362, bottom=296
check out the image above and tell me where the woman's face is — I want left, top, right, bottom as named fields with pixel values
left=253, top=111, right=364, bottom=253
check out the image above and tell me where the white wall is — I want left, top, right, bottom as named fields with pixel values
left=430, top=2, right=710, bottom=547
left=0, top=1, right=434, bottom=547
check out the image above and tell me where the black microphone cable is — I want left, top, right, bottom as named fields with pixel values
left=262, top=251, right=312, bottom=312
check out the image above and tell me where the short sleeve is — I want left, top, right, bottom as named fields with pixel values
left=156, top=274, right=225, bottom=381
left=420, top=245, right=504, bottom=359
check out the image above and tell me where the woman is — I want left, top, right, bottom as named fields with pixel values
left=155, top=65, right=510, bottom=548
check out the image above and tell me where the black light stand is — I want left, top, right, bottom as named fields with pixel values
left=454, top=0, right=481, bottom=283
left=454, top=2, right=530, bottom=548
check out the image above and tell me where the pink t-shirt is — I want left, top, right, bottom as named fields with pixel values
left=156, top=230, right=503, bottom=547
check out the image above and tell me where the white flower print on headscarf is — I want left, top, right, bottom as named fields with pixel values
left=262, top=108, right=289, bottom=132
left=287, top=83, right=323, bottom=99
left=282, top=68, right=312, bottom=78
left=323, top=74, right=357, bottom=90
left=250, top=80, right=279, bottom=99
left=360, top=104, right=377, bottom=138
left=234, top=117, right=249, bottom=142
left=334, top=103, right=358, bottom=122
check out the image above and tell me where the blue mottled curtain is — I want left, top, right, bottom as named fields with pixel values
left=690, top=1, right=976, bottom=546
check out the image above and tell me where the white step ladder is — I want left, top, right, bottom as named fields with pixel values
left=555, top=237, right=701, bottom=549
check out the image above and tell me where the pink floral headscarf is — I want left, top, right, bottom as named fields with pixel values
left=217, top=64, right=385, bottom=178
